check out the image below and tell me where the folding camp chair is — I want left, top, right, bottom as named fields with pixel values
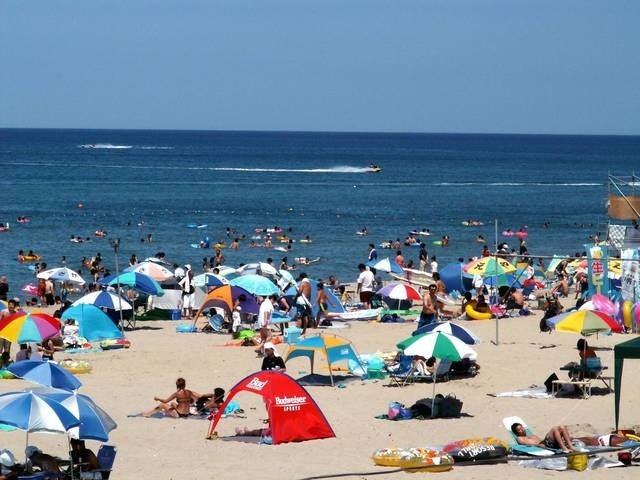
left=384, top=355, right=415, bottom=387
left=96, top=444, right=117, bottom=479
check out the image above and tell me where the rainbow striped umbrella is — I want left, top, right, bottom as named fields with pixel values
left=546, top=310, right=623, bottom=336
left=0, top=312, right=61, bottom=343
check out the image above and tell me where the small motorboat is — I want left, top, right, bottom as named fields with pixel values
left=367, top=164, right=382, bottom=173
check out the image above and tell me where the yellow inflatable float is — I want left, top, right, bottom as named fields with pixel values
left=58, top=359, right=92, bottom=374
left=465, top=304, right=492, bottom=320
left=397, top=448, right=454, bottom=472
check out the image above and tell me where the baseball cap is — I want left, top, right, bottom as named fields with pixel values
left=0, top=450, right=15, bottom=467
left=184, top=264, right=191, bottom=270
left=263, top=342, right=279, bottom=356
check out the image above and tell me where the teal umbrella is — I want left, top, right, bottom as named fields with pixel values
left=100, top=271, right=164, bottom=296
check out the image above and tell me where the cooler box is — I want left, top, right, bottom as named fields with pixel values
left=284, top=327, right=302, bottom=344
left=170, top=309, right=181, bottom=320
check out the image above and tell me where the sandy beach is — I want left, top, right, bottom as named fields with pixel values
left=0, top=299, right=637, bottom=480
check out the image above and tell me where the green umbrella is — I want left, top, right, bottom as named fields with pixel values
left=397, top=331, right=477, bottom=417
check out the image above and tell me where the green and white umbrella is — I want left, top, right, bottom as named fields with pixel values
left=396, top=331, right=477, bottom=416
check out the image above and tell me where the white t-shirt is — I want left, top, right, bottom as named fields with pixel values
left=357, top=269, right=375, bottom=292
left=258, top=299, right=274, bottom=328
left=472, top=274, right=484, bottom=289
left=430, top=260, right=438, bottom=273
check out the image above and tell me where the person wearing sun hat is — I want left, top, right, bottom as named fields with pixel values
left=261, top=341, right=286, bottom=372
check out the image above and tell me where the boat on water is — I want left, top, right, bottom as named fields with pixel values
left=367, top=164, right=382, bottom=173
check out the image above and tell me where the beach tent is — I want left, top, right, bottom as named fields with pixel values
left=207, top=371, right=335, bottom=444
left=61, top=304, right=123, bottom=341
left=614, top=336, right=640, bottom=429
left=284, top=334, right=364, bottom=386
left=439, top=262, right=472, bottom=293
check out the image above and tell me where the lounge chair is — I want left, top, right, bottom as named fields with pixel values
left=502, top=416, right=556, bottom=457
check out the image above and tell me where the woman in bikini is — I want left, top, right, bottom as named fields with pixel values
left=143, top=378, right=201, bottom=418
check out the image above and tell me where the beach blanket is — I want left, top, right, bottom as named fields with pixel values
left=490, top=386, right=552, bottom=399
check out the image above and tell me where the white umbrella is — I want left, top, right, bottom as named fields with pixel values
left=124, top=261, right=173, bottom=281
left=37, top=267, right=86, bottom=285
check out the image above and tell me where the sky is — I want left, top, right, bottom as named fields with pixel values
left=1, top=0, right=639, bottom=134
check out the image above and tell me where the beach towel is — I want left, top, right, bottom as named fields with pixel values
left=491, top=387, right=552, bottom=399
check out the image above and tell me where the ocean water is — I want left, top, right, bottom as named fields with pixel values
left=1, top=128, right=639, bottom=299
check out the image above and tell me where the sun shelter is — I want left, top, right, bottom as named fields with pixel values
left=61, top=304, right=123, bottom=341
left=207, top=371, right=335, bottom=444
left=284, top=334, right=364, bottom=386
left=614, top=336, right=640, bottom=429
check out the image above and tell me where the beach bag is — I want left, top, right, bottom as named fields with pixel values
left=388, top=402, right=402, bottom=420
left=439, top=394, right=463, bottom=418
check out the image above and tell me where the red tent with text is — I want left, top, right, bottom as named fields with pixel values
left=207, top=371, right=335, bottom=444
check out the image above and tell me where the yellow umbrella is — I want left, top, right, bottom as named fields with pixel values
left=465, top=257, right=516, bottom=276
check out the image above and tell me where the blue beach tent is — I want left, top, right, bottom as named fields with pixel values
left=61, top=304, right=123, bottom=341
left=439, top=262, right=472, bottom=293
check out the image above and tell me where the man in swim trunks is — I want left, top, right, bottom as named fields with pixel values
left=418, top=285, right=438, bottom=329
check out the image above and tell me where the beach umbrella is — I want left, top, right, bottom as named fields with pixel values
left=0, top=391, right=79, bottom=433
left=464, top=257, right=515, bottom=276
left=72, top=291, right=132, bottom=311
left=376, top=283, right=421, bottom=301
left=192, top=273, right=228, bottom=288
left=230, top=274, right=280, bottom=296
left=0, top=391, right=80, bottom=462
left=545, top=310, right=623, bottom=336
left=237, top=262, right=278, bottom=277
left=100, top=271, right=164, bottom=296
left=216, top=266, right=239, bottom=279
left=0, top=312, right=61, bottom=343
left=483, top=274, right=521, bottom=288
left=397, top=331, right=477, bottom=360
left=123, top=261, right=173, bottom=282
left=7, top=361, right=82, bottom=391
left=397, top=331, right=477, bottom=416
left=32, top=388, right=117, bottom=442
left=366, top=257, right=403, bottom=274
left=376, top=282, right=421, bottom=309
left=37, top=267, right=86, bottom=285
left=412, top=321, right=480, bottom=345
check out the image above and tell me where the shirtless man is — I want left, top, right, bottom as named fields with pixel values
left=418, top=284, right=438, bottom=329
left=511, top=423, right=575, bottom=452
left=506, top=287, right=525, bottom=309
left=296, top=273, right=313, bottom=334
left=552, top=274, right=569, bottom=297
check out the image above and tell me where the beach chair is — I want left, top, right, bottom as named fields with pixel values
left=415, top=358, right=452, bottom=383
left=95, top=444, right=117, bottom=479
left=384, top=355, right=415, bottom=387
left=502, top=416, right=556, bottom=457
left=208, top=313, right=225, bottom=333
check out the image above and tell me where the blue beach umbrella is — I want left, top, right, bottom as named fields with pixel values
left=32, top=388, right=117, bottom=442
left=100, top=271, right=164, bottom=296
left=8, top=360, right=82, bottom=391
left=72, top=291, right=132, bottom=311
left=366, top=257, right=403, bottom=274
left=230, top=274, right=280, bottom=296
left=0, top=391, right=79, bottom=433
left=192, top=273, right=228, bottom=288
